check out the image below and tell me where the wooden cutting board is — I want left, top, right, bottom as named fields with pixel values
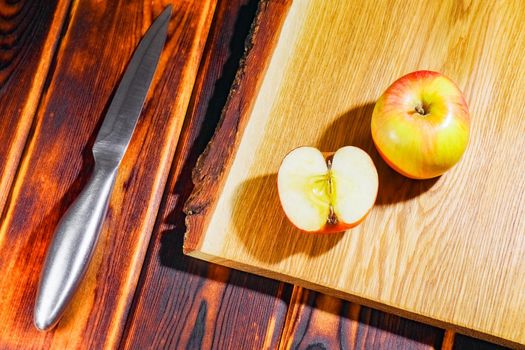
left=184, top=0, right=525, bottom=346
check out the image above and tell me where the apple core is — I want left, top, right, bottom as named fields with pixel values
left=277, top=146, right=378, bottom=233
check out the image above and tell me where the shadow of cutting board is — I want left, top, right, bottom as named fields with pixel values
left=184, top=0, right=525, bottom=346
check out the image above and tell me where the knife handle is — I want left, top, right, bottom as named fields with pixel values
left=34, top=161, right=118, bottom=331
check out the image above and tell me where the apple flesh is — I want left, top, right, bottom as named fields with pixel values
left=372, top=70, right=470, bottom=179
left=277, top=146, right=378, bottom=233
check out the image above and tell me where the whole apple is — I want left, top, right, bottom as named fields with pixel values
left=371, top=70, right=470, bottom=179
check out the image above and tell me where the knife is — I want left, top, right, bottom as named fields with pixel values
left=34, top=5, right=172, bottom=331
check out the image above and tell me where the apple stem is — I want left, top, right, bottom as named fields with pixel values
left=415, top=103, right=426, bottom=115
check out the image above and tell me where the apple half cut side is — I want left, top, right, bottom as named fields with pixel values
left=277, top=146, right=378, bottom=233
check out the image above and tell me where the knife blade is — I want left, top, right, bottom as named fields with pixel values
left=34, top=5, right=172, bottom=331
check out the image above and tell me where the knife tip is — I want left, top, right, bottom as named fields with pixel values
left=162, top=4, right=173, bottom=18
left=153, top=4, right=172, bottom=31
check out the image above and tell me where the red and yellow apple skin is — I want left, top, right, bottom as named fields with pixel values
left=371, top=70, right=470, bottom=179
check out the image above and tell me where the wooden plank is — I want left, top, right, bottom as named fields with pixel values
left=0, top=1, right=216, bottom=348
left=0, top=0, right=71, bottom=215
left=121, top=1, right=291, bottom=348
left=184, top=0, right=525, bottom=346
left=184, top=0, right=293, bottom=252
left=441, top=331, right=455, bottom=350
left=279, top=287, right=444, bottom=349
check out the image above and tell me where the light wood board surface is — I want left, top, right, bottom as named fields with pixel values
left=185, top=0, right=525, bottom=346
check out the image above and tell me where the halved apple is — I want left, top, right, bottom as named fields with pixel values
left=277, top=146, right=378, bottom=233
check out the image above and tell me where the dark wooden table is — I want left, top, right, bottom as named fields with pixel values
left=0, top=0, right=510, bottom=348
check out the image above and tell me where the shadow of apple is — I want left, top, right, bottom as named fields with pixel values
left=318, top=103, right=438, bottom=205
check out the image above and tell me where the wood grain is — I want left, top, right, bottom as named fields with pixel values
left=441, top=331, right=456, bottom=350
left=185, top=0, right=525, bottom=346
left=0, top=0, right=71, bottom=216
left=184, top=0, right=293, bottom=252
left=122, top=1, right=291, bottom=348
left=279, top=287, right=444, bottom=350
left=0, top=0, right=508, bottom=348
left=0, top=0, right=216, bottom=348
